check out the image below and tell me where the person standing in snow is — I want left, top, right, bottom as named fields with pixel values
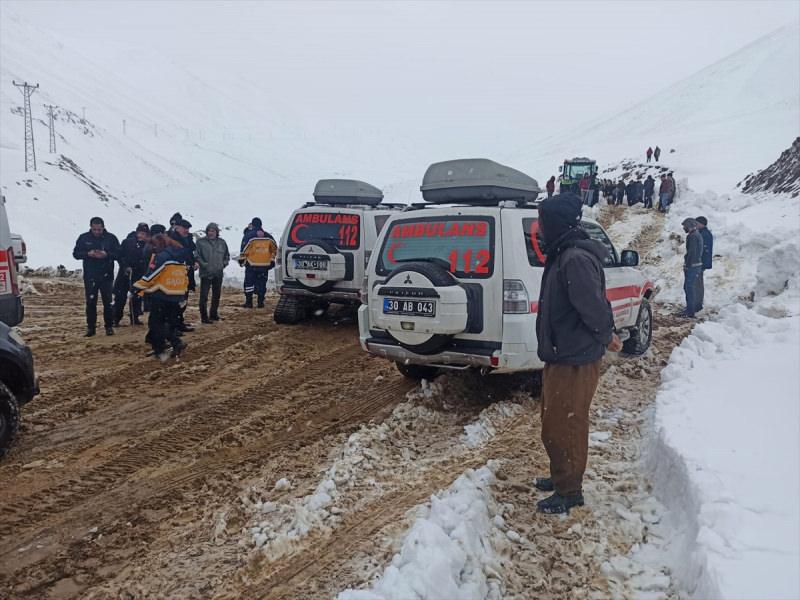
left=578, top=173, right=590, bottom=204
left=654, top=146, right=661, bottom=162
left=694, top=216, right=713, bottom=313
left=643, top=175, right=655, bottom=208
left=113, top=222, right=150, bottom=326
left=667, top=172, right=677, bottom=202
left=240, top=218, right=276, bottom=308
left=614, top=180, right=626, bottom=206
left=658, top=175, right=673, bottom=212
left=646, top=147, right=653, bottom=163
left=195, top=223, right=230, bottom=323
left=533, top=194, right=621, bottom=514
left=681, top=218, right=704, bottom=318
left=72, top=217, right=120, bottom=337
left=546, top=176, right=556, bottom=199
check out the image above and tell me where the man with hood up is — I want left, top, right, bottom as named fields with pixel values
left=533, top=193, right=621, bottom=514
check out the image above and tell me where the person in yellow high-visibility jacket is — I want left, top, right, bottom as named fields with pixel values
left=239, top=218, right=277, bottom=308
left=135, top=234, right=189, bottom=360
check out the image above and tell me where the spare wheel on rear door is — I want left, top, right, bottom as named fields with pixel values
left=372, top=261, right=469, bottom=355
left=287, top=240, right=346, bottom=294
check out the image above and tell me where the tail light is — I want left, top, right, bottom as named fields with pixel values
left=503, top=279, right=529, bottom=314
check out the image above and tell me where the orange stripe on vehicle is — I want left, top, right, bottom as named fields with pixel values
left=606, top=285, right=641, bottom=302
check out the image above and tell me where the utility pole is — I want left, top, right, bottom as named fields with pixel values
left=13, top=81, right=39, bottom=172
left=44, top=104, right=56, bottom=153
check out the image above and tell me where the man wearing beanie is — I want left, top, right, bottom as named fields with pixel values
left=170, top=218, right=198, bottom=331
left=113, top=222, right=150, bottom=326
left=239, top=217, right=276, bottom=308
left=681, top=218, right=704, bottom=318
left=694, top=216, right=713, bottom=313
left=533, top=193, right=620, bottom=514
left=195, top=223, right=230, bottom=323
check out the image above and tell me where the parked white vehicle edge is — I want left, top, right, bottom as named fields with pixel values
left=10, top=233, right=26, bottom=265
left=0, top=195, right=24, bottom=326
left=358, top=159, right=654, bottom=380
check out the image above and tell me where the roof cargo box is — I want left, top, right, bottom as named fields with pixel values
left=420, top=159, right=541, bottom=204
left=313, top=179, right=384, bottom=206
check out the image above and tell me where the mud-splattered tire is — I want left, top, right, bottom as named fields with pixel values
left=623, top=298, right=652, bottom=355
left=0, top=381, right=20, bottom=458
left=273, top=295, right=308, bottom=325
left=395, top=362, right=440, bottom=381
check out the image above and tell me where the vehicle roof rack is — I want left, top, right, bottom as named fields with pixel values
left=313, top=178, right=384, bottom=206
left=420, top=158, right=540, bottom=204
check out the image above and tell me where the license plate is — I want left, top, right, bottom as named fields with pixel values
left=294, top=259, right=328, bottom=270
left=383, top=298, right=436, bottom=317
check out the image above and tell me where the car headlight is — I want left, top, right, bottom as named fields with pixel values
left=8, top=328, right=26, bottom=347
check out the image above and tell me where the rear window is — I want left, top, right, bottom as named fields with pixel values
left=377, top=216, right=495, bottom=278
left=287, top=212, right=360, bottom=249
left=522, top=218, right=616, bottom=267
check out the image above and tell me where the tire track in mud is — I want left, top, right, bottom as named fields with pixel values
left=0, top=341, right=367, bottom=546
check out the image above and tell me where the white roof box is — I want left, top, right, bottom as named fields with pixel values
left=313, top=179, right=384, bottom=206
left=420, top=159, right=541, bottom=204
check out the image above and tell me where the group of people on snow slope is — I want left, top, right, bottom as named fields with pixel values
left=545, top=169, right=677, bottom=212
left=72, top=214, right=276, bottom=361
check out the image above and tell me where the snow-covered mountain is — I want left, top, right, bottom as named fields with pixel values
left=512, top=23, right=800, bottom=194
left=1, top=12, right=798, bottom=268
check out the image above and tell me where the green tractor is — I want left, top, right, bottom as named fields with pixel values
left=558, top=157, right=598, bottom=193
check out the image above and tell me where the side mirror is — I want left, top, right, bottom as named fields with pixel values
left=558, top=165, right=563, bottom=173
left=620, top=249, right=639, bottom=267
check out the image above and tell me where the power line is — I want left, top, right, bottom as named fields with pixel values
left=12, top=81, right=39, bottom=172
left=45, top=104, right=57, bottom=153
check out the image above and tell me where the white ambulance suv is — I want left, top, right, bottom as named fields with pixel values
left=274, top=179, right=405, bottom=324
left=0, top=195, right=24, bottom=327
left=358, top=159, right=654, bottom=380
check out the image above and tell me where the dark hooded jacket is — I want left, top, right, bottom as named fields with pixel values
left=535, top=195, right=615, bottom=365
left=118, top=231, right=149, bottom=281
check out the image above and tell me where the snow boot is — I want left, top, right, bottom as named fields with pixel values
left=85, top=327, right=96, bottom=338
left=105, top=326, right=114, bottom=336
left=243, top=293, right=254, bottom=308
left=201, top=317, right=213, bottom=324
left=172, top=340, right=187, bottom=359
left=533, top=477, right=554, bottom=492
left=210, top=314, right=222, bottom=321
left=537, top=492, right=584, bottom=515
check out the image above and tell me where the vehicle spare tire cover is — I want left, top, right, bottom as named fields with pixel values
left=375, top=261, right=469, bottom=355
left=288, top=240, right=346, bottom=293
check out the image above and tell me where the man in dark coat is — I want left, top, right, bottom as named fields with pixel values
left=646, top=147, right=653, bottom=163
left=113, top=223, right=150, bottom=326
left=546, top=176, right=555, bottom=199
left=72, top=217, right=120, bottom=336
left=695, top=216, right=713, bottom=312
left=170, top=219, right=197, bottom=331
left=643, top=175, right=655, bottom=208
left=681, top=218, right=704, bottom=318
left=533, top=194, right=621, bottom=514
left=654, top=146, right=661, bottom=162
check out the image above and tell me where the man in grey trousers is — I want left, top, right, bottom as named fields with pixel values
left=681, top=218, right=704, bottom=318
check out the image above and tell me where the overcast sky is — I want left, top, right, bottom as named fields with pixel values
left=3, top=0, right=799, bottom=150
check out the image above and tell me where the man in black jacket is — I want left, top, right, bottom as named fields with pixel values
left=681, top=218, right=704, bottom=318
left=113, top=223, right=150, bottom=326
left=533, top=194, right=621, bottom=514
left=169, top=218, right=197, bottom=331
left=643, top=175, right=655, bottom=209
left=72, top=217, right=120, bottom=336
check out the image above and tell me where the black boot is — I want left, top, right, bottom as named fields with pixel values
left=105, top=326, right=115, bottom=336
left=85, top=327, right=96, bottom=338
left=243, top=293, right=253, bottom=308
left=536, top=492, right=584, bottom=514
left=533, top=477, right=554, bottom=492
left=257, top=296, right=265, bottom=308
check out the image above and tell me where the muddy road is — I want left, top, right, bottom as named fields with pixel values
left=1, top=209, right=693, bottom=599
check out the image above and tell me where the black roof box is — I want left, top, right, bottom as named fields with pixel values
left=420, top=159, right=540, bottom=204
left=313, top=179, right=384, bottom=206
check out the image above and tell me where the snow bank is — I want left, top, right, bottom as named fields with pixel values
left=642, top=186, right=800, bottom=598
left=648, top=304, right=800, bottom=598
left=337, top=463, right=505, bottom=600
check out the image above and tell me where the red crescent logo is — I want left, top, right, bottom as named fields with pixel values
left=290, top=223, right=308, bottom=244
left=530, top=220, right=546, bottom=264
left=387, top=242, right=404, bottom=264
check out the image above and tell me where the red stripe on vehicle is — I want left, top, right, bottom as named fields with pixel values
left=606, top=285, right=641, bottom=302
